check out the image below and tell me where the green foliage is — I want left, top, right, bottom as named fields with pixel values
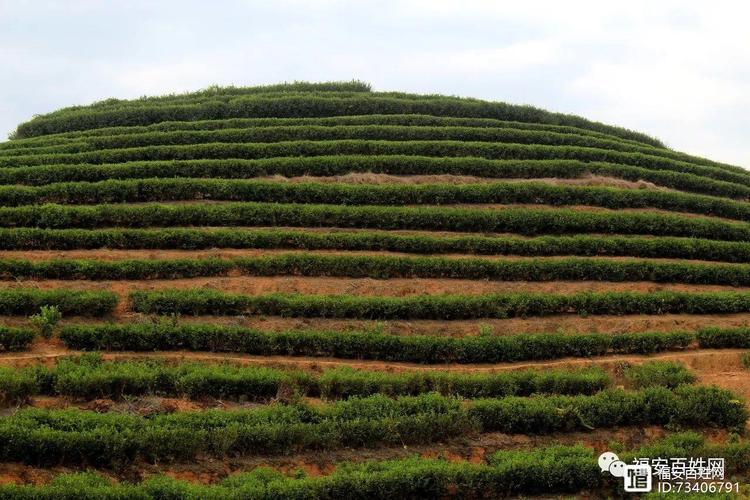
left=316, top=366, right=609, bottom=399
left=0, top=394, right=472, bottom=466
left=0, top=357, right=609, bottom=404
left=3, top=83, right=750, bottom=497
left=2, top=155, right=746, bottom=199
left=3, top=178, right=750, bottom=223
left=29, top=305, right=62, bottom=339
left=470, top=385, right=746, bottom=433
left=59, top=322, right=694, bottom=363
left=129, top=288, right=750, bottom=319
left=8, top=141, right=750, bottom=200
left=0, top=366, right=37, bottom=405
left=0, top=387, right=742, bottom=467
left=0, top=289, right=116, bottom=316
left=0, top=123, right=707, bottom=172
left=697, top=327, right=750, bottom=348
left=0, top=124, right=668, bottom=156
left=0, top=327, right=35, bottom=351
left=3, top=202, right=749, bottom=245
left=623, top=361, right=696, bottom=389
left=12, top=91, right=663, bottom=146
left=1, top=113, right=643, bottom=144
left=3, top=431, right=750, bottom=498
left=6, top=253, right=750, bottom=285
left=4, top=228, right=750, bottom=265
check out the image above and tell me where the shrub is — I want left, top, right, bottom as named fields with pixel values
left=29, top=305, right=62, bottom=339
left=129, top=289, right=750, bottom=319
left=3, top=431, right=750, bottom=498
left=0, top=388, right=743, bottom=467
left=2, top=156, right=746, bottom=199
left=12, top=92, right=664, bottom=145
left=0, top=289, right=116, bottom=316
left=8, top=254, right=750, bottom=285
left=697, top=327, right=750, bottom=349
left=4, top=229, right=750, bottom=265
left=5, top=178, right=750, bottom=222
left=623, top=361, right=696, bottom=389
left=59, top=322, right=694, bottom=363
left=0, top=327, right=35, bottom=351
left=0, top=358, right=609, bottom=404
left=0, top=121, right=729, bottom=176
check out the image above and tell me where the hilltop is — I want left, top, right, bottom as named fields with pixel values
left=0, top=82, right=747, bottom=497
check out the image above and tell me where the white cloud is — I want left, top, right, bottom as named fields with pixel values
left=399, top=40, right=564, bottom=75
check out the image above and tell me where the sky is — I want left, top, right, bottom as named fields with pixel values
left=1, top=0, right=748, bottom=167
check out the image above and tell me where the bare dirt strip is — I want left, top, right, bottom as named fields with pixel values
left=0, top=276, right=747, bottom=318
left=148, top=200, right=738, bottom=222
left=262, top=173, right=668, bottom=190
left=2, top=340, right=747, bottom=398
left=1, top=276, right=748, bottom=298
left=0, top=248, right=735, bottom=266
left=2, top=311, right=750, bottom=338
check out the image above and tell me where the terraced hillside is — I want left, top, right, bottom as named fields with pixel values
left=0, top=81, right=748, bottom=497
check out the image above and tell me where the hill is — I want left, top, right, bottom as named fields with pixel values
left=0, top=81, right=748, bottom=497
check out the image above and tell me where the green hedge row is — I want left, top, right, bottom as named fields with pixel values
left=0, top=289, right=116, bottom=316
left=0, top=387, right=742, bottom=466
left=3, top=156, right=746, bottom=200
left=0, top=327, right=35, bottom=351
left=623, top=361, right=696, bottom=389
left=0, top=125, right=691, bottom=165
left=5, top=157, right=747, bottom=203
left=31, top=82, right=372, bottom=117
left=13, top=93, right=664, bottom=146
left=128, top=289, right=750, bottom=319
left=21, top=90, right=380, bottom=127
left=1, top=432, right=746, bottom=499
left=2, top=202, right=748, bottom=242
left=3, top=228, right=750, bottom=263
left=0, top=450, right=600, bottom=499
left=59, top=323, right=695, bottom=363
left=4, top=140, right=743, bottom=187
left=0, top=355, right=609, bottom=403
left=9, top=254, right=750, bottom=286
left=0, top=123, right=660, bottom=157
left=1, top=113, right=657, bottom=151
left=696, top=327, right=750, bottom=348
left=0, top=257, right=233, bottom=280
left=1, top=435, right=745, bottom=499
left=229, top=254, right=750, bottom=286
left=8, top=109, right=739, bottom=175
left=4, top=178, right=750, bottom=222
left=470, top=385, right=745, bottom=433
left=0, top=393, right=468, bottom=465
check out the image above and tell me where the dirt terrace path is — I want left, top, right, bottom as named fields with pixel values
left=0, top=276, right=748, bottom=318
left=0, top=248, right=733, bottom=266
left=260, top=173, right=668, bottom=190
left=0, top=342, right=745, bottom=378
left=3, top=311, right=750, bottom=337
left=1, top=276, right=747, bottom=298
left=145, top=200, right=741, bottom=223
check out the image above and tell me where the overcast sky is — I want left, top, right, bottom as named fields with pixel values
left=1, top=0, right=748, bottom=166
